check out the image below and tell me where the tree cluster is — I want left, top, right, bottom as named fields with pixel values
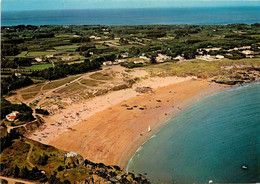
left=1, top=75, right=34, bottom=96
left=1, top=98, right=35, bottom=122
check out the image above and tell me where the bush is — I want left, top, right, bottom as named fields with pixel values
left=35, top=109, right=49, bottom=115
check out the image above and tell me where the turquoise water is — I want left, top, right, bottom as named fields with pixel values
left=2, top=7, right=260, bottom=26
left=127, top=83, right=260, bottom=183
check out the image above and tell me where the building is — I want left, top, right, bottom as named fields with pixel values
left=62, top=57, right=72, bottom=61
left=35, top=57, right=43, bottom=62
left=204, top=47, right=221, bottom=52
left=139, top=54, right=151, bottom=61
left=46, top=54, right=54, bottom=58
left=238, top=46, right=251, bottom=50
left=216, top=55, right=225, bottom=59
left=103, top=61, right=113, bottom=66
left=246, top=55, right=254, bottom=58
left=156, top=54, right=172, bottom=63
left=15, top=73, right=22, bottom=78
left=6, top=111, right=19, bottom=122
left=242, top=50, right=254, bottom=55
left=174, top=56, right=185, bottom=61
left=134, top=60, right=145, bottom=64
left=196, top=55, right=217, bottom=61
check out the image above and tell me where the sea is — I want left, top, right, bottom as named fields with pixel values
left=2, top=6, right=260, bottom=26
left=127, top=83, right=260, bottom=183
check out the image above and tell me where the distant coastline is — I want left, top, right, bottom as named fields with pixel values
left=2, top=7, right=260, bottom=26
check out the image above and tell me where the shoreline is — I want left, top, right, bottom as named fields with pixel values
left=42, top=78, right=226, bottom=170
left=120, top=82, right=227, bottom=170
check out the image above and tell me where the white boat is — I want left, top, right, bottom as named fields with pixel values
left=148, top=125, right=151, bottom=132
left=241, top=165, right=248, bottom=170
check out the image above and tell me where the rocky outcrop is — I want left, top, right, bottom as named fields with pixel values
left=213, top=68, right=260, bottom=85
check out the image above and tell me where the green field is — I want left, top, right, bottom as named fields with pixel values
left=54, top=45, right=79, bottom=52
left=24, top=64, right=53, bottom=70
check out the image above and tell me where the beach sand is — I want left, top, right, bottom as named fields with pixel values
left=40, top=78, right=224, bottom=169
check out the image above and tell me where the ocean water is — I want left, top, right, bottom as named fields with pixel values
left=127, top=83, right=260, bottom=184
left=2, top=7, right=260, bottom=26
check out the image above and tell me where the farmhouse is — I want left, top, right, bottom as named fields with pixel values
left=62, top=57, right=72, bottom=61
left=35, top=57, right=43, bottom=62
left=6, top=111, right=19, bottom=122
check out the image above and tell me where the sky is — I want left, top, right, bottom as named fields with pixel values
left=2, top=0, right=260, bottom=11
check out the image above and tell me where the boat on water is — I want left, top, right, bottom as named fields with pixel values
left=241, top=165, right=248, bottom=170
left=148, top=125, right=151, bottom=132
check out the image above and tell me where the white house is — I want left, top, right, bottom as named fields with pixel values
left=62, top=57, right=72, bottom=61
left=35, top=57, right=43, bottom=62
left=46, top=54, right=54, bottom=58
left=156, top=54, right=172, bottom=63
left=6, top=111, right=19, bottom=122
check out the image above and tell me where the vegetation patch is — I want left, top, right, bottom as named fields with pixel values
left=43, top=75, right=81, bottom=90
left=21, top=92, right=38, bottom=100
left=24, top=64, right=53, bottom=71
left=57, top=83, right=87, bottom=94
left=89, top=72, right=113, bottom=80
left=80, top=79, right=105, bottom=86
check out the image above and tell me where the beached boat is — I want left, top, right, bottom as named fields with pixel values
left=148, top=125, right=151, bottom=132
left=241, top=165, right=248, bottom=170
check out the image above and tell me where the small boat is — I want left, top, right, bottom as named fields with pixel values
left=241, top=165, right=248, bottom=170
left=148, top=125, right=151, bottom=132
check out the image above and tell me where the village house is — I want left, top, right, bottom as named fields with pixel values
left=139, top=54, right=151, bottom=61
left=196, top=55, right=217, bottom=61
left=103, top=61, right=113, bottom=66
left=6, top=111, right=19, bottom=122
left=35, top=57, right=43, bottom=62
left=204, top=47, right=221, bottom=52
left=134, top=59, right=145, bottom=64
left=62, top=56, right=72, bottom=61
left=174, top=56, right=185, bottom=61
left=246, top=55, right=254, bottom=58
left=115, top=59, right=126, bottom=63
left=15, top=73, right=22, bottom=78
left=156, top=54, right=172, bottom=63
left=46, top=54, right=54, bottom=58
left=238, top=46, right=251, bottom=50
left=89, top=35, right=101, bottom=40
left=216, top=55, right=225, bottom=59
left=241, top=50, right=254, bottom=55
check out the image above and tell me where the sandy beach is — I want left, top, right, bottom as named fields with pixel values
left=27, top=76, right=224, bottom=169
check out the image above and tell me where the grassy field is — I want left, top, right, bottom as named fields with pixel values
left=21, top=92, right=39, bottom=100
left=24, top=64, right=53, bottom=70
left=80, top=79, right=105, bottom=86
left=89, top=72, right=113, bottom=80
left=57, top=82, right=87, bottom=93
left=43, top=75, right=81, bottom=90
left=0, top=139, right=32, bottom=169
left=20, top=84, right=45, bottom=93
left=0, top=138, right=87, bottom=179
left=25, top=51, right=60, bottom=57
left=54, top=45, right=79, bottom=52
left=146, top=58, right=260, bottom=78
